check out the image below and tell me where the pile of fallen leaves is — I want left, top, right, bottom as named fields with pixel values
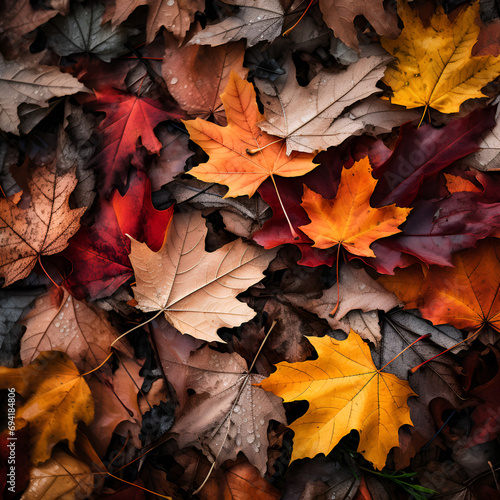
left=2, top=0, right=500, bottom=498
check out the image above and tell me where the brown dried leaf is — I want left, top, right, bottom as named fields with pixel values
left=163, top=38, right=248, bottom=125
left=19, top=286, right=132, bottom=373
left=0, top=164, right=86, bottom=287
left=0, top=54, right=88, bottom=135
left=163, top=344, right=287, bottom=475
left=129, top=211, right=277, bottom=343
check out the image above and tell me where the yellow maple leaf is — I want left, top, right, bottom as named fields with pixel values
left=381, top=0, right=500, bottom=114
left=257, top=331, right=416, bottom=470
left=299, top=157, right=411, bottom=258
left=0, top=351, right=94, bottom=465
left=183, top=71, right=318, bottom=198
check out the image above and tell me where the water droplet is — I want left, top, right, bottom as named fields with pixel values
left=167, top=0, right=174, bottom=5
left=246, top=434, right=255, bottom=444
left=55, top=322, right=60, bottom=327
left=171, top=77, right=178, bottom=85
left=236, top=435, right=242, bottom=446
left=360, top=284, right=366, bottom=290
left=234, top=405, right=241, bottom=413
left=259, top=419, right=265, bottom=425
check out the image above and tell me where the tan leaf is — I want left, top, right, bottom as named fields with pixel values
left=286, top=264, right=402, bottom=346
left=257, top=54, right=391, bottom=154
left=20, top=449, right=94, bottom=500
left=319, top=0, right=400, bottom=50
left=129, top=211, right=277, bottom=342
left=0, top=164, right=86, bottom=287
left=0, top=54, right=88, bottom=135
left=162, top=344, right=287, bottom=475
left=188, top=0, right=284, bottom=48
left=163, top=39, right=248, bottom=124
left=19, top=286, right=132, bottom=373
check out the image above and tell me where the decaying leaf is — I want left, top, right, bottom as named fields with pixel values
left=163, top=39, right=248, bottom=124
left=382, top=0, right=500, bottom=114
left=300, top=157, right=411, bottom=257
left=129, top=210, right=276, bottom=342
left=189, top=0, right=284, bottom=48
left=44, top=0, right=135, bottom=62
left=19, top=286, right=132, bottom=373
left=184, top=71, right=317, bottom=198
left=0, top=54, right=88, bottom=135
left=162, top=344, right=287, bottom=475
left=0, top=164, right=86, bottom=287
left=258, top=332, right=416, bottom=470
left=319, top=0, right=400, bottom=50
left=0, top=351, right=94, bottom=464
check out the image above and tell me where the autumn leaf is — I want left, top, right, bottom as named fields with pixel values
left=257, top=331, right=416, bottom=470
left=184, top=71, right=318, bottom=198
left=160, top=343, right=286, bottom=475
left=0, top=164, right=86, bottom=287
left=300, top=157, right=411, bottom=258
left=21, top=448, right=95, bottom=500
left=85, top=89, right=184, bottom=195
left=0, top=53, right=88, bottom=135
left=256, top=52, right=392, bottom=154
left=381, top=0, right=500, bottom=114
left=379, top=238, right=500, bottom=333
left=163, top=39, right=248, bottom=124
left=129, top=210, right=277, bottom=342
left=43, top=0, right=135, bottom=63
left=189, top=0, right=284, bottom=48
left=19, top=286, right=132, bottom=373
left=319, top=0, right=400, bottom=50
left=63, top=170, right=173, bottom=300
left=0, top=351, right=94, bottom=465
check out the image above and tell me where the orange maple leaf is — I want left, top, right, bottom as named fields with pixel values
left=299, top=157, right=411, bottom=258
left=379, top=238, right=500, bottom=333
left=183, top=71, right=318, bottom=198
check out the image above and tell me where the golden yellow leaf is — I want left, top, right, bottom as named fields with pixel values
left=0, top=351, right=94, bottom=465
left=299, top=157, right=411, bottom=258
left=257, top=332, right=416, bottom=470
left=184, top=71, right=317, bottom=198
left=381, top=0, right=500, bottom=113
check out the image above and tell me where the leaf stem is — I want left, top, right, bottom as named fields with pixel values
left=270, top=174, right=299, bottom=240
left=417, top=104, right=429, bottom=129
left=329, top=245, right=342, bottom=317
left=110, top=309, right=165, bottom=348
left=379, top=333, right=432, bottom=372
left=81, top=351, right=114, bottom=377
left=282, top=0, right=315, bottom=37
left=246, top=139, right=283, bottom=155
left=38, top=255, right=60, bottom=288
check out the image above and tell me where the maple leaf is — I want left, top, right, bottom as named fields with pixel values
left=0, top=53, right=88, bottom=135
left=63, top=170, right=173, bottom=300
left=0, top=164, right=86, bottom=287
left=85, top=89, right=184, bottom=195
left=300, top=157, right=411, bottom=258
left=381, top=0, right=500, bottom=114
left=19, top=286, right=132, bottom=373
left=184, top=71, right=317, bottom=198
left=319, top=0, right=399, bottom=50
left=160, top=343, right=287, bottom=475
left=189, top=0, right=284, bottom=48
left=163, top=39, right=248, bottom=125
left=257, top=331, right=416, bottom=470
left=43, top=0, right=135, bottom=63
left=0, top=351, right=94, bottom=465
left=380, top=238, right=500, bottom=333
left=257, top=53, right=392, bottom=154
left=129, top=211, right=277, bottom=342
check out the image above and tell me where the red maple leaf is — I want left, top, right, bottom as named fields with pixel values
left=63, top=170, right=173, bottom=300
left=86, top=89, right=184, bottom=195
